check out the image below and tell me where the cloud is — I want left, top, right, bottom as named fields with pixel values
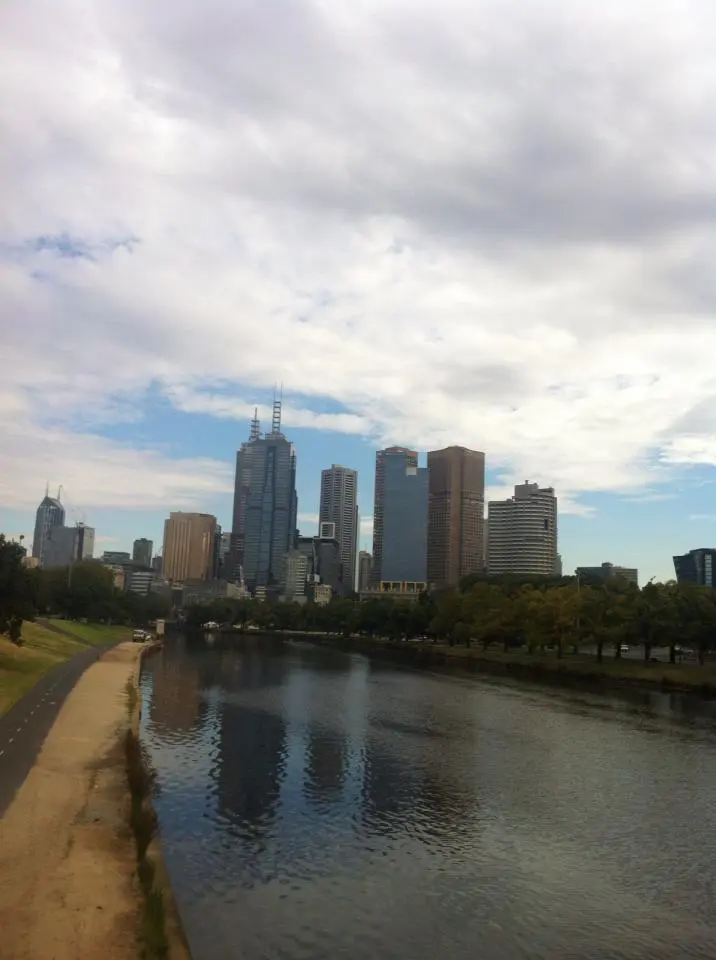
left=688, top=514, right=716, bottom=523
left=0, top=413, right=232, bottom=510
left=1, top=0, right=716, bottom=512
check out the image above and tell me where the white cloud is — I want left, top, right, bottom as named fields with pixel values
left=1, top=0, right=716, bottom=512
left=0, top=415, right=232, bottom=510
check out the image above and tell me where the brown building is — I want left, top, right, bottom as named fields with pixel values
left=370, top=446, right=418, bottom=585
left=162, top=512, right=217, bottom=582
left=427, top=446, right=485, bottom=588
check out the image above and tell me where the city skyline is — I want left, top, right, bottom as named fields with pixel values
left=2, top=0, right=716, bottom=588
left=12, top=431, right=716, bottom=585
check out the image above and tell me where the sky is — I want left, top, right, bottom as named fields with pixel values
left=1, top=0, right=716, bottom=582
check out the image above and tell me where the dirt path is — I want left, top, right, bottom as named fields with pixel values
left=0, top=642, right=141, bottom=960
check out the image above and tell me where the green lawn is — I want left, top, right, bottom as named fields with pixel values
left=0, top=620, right=129, bottom=716
left=357, top=638, right=716, bottom=692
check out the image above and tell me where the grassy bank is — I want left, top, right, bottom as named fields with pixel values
left=320, top=636, right=716, bottom=696
left=0, top=619, right=128, bottom=716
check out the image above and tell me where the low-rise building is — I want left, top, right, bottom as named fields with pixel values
left=128, top=570, right=154, bottom=595
left=359, top=580, right=427, bottom=602
left=311, top=583, right=333, bottom=606
left=576, top=562, right=638, bottom=587
left=673, top=548, right=716, bottom=587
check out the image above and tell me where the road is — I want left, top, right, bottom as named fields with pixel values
left=0, top=642, right=119, bottom=817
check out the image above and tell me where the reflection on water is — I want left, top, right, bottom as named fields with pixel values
left=140, top=636, right=716, bottom=960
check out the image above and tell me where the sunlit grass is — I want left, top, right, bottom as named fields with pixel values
left=0, top=620, right=129, bottom=716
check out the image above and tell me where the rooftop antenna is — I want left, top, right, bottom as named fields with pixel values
left=249, top=407, right=260, bottom=441
left=45, top=480, right=49, bottom=497
left=271, top=383, right=283, bottom=435
left=57, top=484, right=63, bottom=502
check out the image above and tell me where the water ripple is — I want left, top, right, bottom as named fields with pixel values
left=140, top=638, right=716, bottom=960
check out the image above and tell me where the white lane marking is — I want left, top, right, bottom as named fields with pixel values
left=16, top=727, right=21, bottom=733
left=8, top=738, right=13, bottom=744
left=0, top=749, right=4, bottom=757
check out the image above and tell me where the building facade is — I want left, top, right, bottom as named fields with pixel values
left=102, top=551, right=131, bottom=564
left=576, top=562, right=638, bottom=587
left=673, top=548, right=716, bottom=587
left=487, top=482, right=558, bottom=576
left=132, top=538, right=153, bottom=569
left=358, top=550, right=373, bottom=592
left=43, top=523, right=95, bottom=568
left=319, top=464, right=359, bottom=592
left=371, top=446, right=418, bottom=585
left=162, top=512, right=217, bottom=582
left=32, top=490, right=65, bottom=566
left=230, top=402, right=298, bottom=592
left=427, top=445, right=485, bottom=588
left=381, top=451, right=428, bottom=582
left=282, top=549, right=309, bottom=601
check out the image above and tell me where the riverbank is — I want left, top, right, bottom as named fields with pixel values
left=309, top=635, right=716, bottom=696
left=0, top=639, right=189, bottom=960
left=0, top=619, right=128, bottom=716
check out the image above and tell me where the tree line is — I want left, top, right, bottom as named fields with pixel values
left=0, top=534, right=170, bottom=644
left=185, top=572, right=716, bottom=665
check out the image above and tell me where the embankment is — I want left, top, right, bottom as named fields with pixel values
left=0, top=619, right=128, bottom=716
left=0, top=639, right=191, bottom=960
left=309, top=635, right=716, bottom=697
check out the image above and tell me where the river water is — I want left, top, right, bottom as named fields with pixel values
left=139, top=636, right=716, bottom=960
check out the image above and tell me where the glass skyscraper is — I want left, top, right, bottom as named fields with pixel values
left=231, top=402, right=298, bottom=592
left=381, top=451, right=428, bottom=582
left=32, top=489, right=65, bottom=566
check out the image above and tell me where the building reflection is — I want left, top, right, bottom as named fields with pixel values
left=304, top=726, right=347, bottom=804
left=214, top=652, right=288, bottom=840
left=149, top=646, right=206, bottom=734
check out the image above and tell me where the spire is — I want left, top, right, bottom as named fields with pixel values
left=249, top=407, right=260, bottom=441
left=45, top=480, right=49, bottom=497
left=57, top=484, right=63, bottom=502
left=271, top=383, right=283, bottom=435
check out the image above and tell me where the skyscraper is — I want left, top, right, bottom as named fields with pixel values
left=232, top=399, right=298, bottom=592
left=162, top=512, right=217, bottom=582
left=319, top=464, right=358, bottom=592
left=427, top=446, right=485, bottom=588
left=487, top=482, right=558, bottom=576
left=132, top=538, right=153, bottom=568
left=43, top=523, right=95, bottom=568
left=371, top=446, right=418, bottom=585
left=32, top=487, right=65, bottom=566
left=381, top=451, right=428, bottom=582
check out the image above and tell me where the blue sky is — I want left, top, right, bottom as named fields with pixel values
left=1, top=0, right=716, bottom=584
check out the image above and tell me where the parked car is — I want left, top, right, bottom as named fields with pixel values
left=132, top=629, right=150, bottom=643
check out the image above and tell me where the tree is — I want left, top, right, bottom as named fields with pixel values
left=0, top=535, right=35, bottom=644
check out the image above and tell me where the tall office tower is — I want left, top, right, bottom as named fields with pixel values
left=235, top=398, right=298, bottom=592
left=371, top=446, right=418, bottom=584
left=381, top=451, right=428, bottom=582
left=487, top=482, right=558, bottom=576
left=132, top=538, right=153, bottom=569
left=673, top=548, right=716, bottom=587
left=319, top=464, right=359, bottom=592
left=427, top=446, right=485, bottom=588
left=32, top=486, right=65, bottom=566
left=162, top=512, right=218, bottom=582
left=358, top=550, right=373, bottom=592
left=44, top=522, right=95, bottom=568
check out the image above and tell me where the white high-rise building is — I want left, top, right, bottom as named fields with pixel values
left=319, top=464, right=359, bottom=591
left=487, top=482, right=557, bottom=576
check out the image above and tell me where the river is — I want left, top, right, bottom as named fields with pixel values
left=139, top=635, right=716, bottom=960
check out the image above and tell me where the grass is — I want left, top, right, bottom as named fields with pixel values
left=0, top=619, right=129, bottom=716
left=342, top=637, right=716, bottom=694
left=124, top=727, right=168, bottom=959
